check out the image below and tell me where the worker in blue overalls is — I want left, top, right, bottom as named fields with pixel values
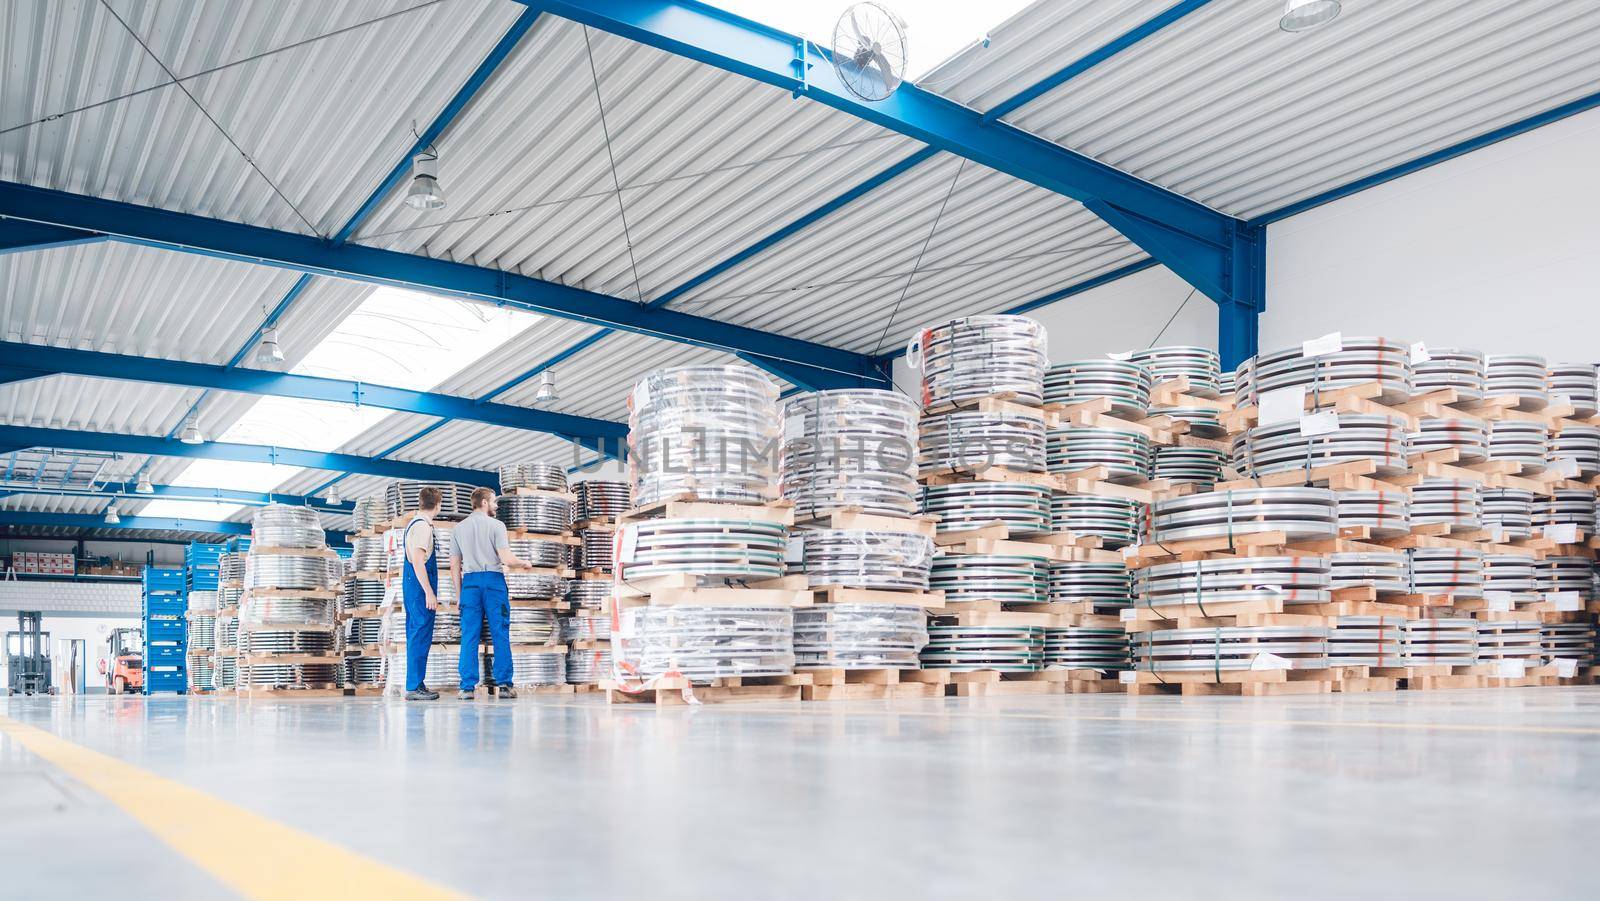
left=451, top=486, right=523, bottom=700
left=401, top=485, right=443, bottom=701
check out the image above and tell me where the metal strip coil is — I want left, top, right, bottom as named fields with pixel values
left=616, top=518, right=788, bottom=582
left=1330, top=552, right=1410, bottom=593
left=1535, top=556, right=1593, bottom=594
left=497, top=495, right=573, bottom=534
left=792, top=529, right=934, bottom=590
left=351, top=535, right=387, bottom=573
left=187, top=656, right=215, bottom=691
left=1150, top=488, right=1338, bottom=543
left=1328, top=616, right=1408, bottom=666
left=578, top=529, right=613, bottom=571
left=628, top=365, right=780, bottom=506
left=1047, top=426, right=1153, bottom=481
left=1409, top=478, right=1482, bottom=529
left=1483, top=553, right=1538, bottom=593
left=1534, top=489, right=1597, bottom=531
left=1487, top=420, right=1548, bottom=469
left=352, top=496, right=388, bottom=532
left=1481, top=489, right=1535, bottom=538
left=574, top=480, right=632, bottom=521
left=1549, top=427, right=1600, bottom=477
left=794, top=604, right=928, bottom=669
left=1335, top=490, right=1410, bottom=537
left=187, top=614, right=217, bottom=651
left=387, top=607, right=462, bottom=644
left=1153, top=446, right=1226, bottom=488
left=1128, top=346, right=1221, bottom=397
left=929, top=553, right=1048, bottom=605
left=244, top=554, right=338, bottom=591
left=251, top=504, right=325, bottom=549
left=1043, top=359, right=1152, bottom=417
left=348, top=657, right=385, bottom=685
left=921, top=482, right=1052, bottom=535
left=1413, top=348, right=1486, bottom=400
left=346, top=617, right=383, bottom=645
left=386, top=481, right=476, bottom=521
left=497, top=462, right=568, bottom=493
left=1051, top=494, right=1144, bottom=548
left=238, top=630, right=336, bottom=654
left=782, top=389, right=918, bottom=518
left=1406, top=548, right=1484, bottom=596
left=1135, top=556, right=1332, bottom=608
left=918, top=409, right=1046, bottom=475
left=615, top=606, right=795, bottom=682
left=1237, top=337, right=1412, bottom=404
left=1485, top=354, right=1549, bottom=405
left=239, top=663, right=342, bottom=688
left=921, top=625, right=1043, bottom=671
left=1408, top=418, right=1487, bottom=462
left=1133, top=626, right=1331, bottom=672
left=1548, top=363, right=1599, bottom=418
left=1048, top=561, right=1133, bottom=611
left=508, top=537, right=570, bottom=570
left=1042, top=627, right=1131, bottom=670
left=566, top=646, right=613, bottom=683
left=1231, top=413, right=1408, bottom=477
left=560, top=614, right=611, bottom=642
left=567, top=580, right=614, bottom=611
left=505, top=572, right=568, bottom=601
left=912, top=315, right=1048, bottom=408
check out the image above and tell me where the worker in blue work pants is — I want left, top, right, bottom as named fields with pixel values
left=400, top=486, right=443, bottom=701
left=451, top=487, right=522, bottom=699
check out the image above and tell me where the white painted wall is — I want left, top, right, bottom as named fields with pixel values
left=1263, top=105, right=1600, bottom=362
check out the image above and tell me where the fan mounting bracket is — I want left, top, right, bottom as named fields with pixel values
left=790, top=37, right=811, bottom=98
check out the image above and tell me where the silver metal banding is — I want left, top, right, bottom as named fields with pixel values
left=1328, top=616, right=1408, bottom=666
left=1413, top=347, right=1486, bottom=400
left=1483, top=553, right=1538, bottom=594
left=251, top=504, right=325, bottom=549
left=1406, top=547, right=1484, bottom=596
left=1548, top=363, right=1599, bottom=418
left=1132, top=626, right=1331, bottom=672
left=794, top=604, right=929, bottom=669
left=1237, top=336, right=1412, bottom=404
left=1485, top=354, right=1550, bottom=405
left=1135, top=556, right=1332, bottom=608
left=792, top=529, right=934, bottom=590
left=614, top=606, right=795, bottom=682
left=560, top=614, right=611, bottom=642
left=1231, top=413, right=1408, bottom=477
left=1481, top=488, right=1535, bottom=538
left=1408, top=418, right=1487, bottom=462
left=1153, top=446, right=1226, bottom=488
left=1474, top=620, right=1543, bottom=662
left=187, top=656, right=215, bottom=691
left=1128, top=346, right=1221, bottom=398
left=505, top=572, right=568, bottom=601
left=1487, top=420, right=1547, bottom=469
left=352, top=496, right=388, bottom=533
left=578, top=529, right=613, bottom=571
left=1047, top=426, right=1153, bottom=482
left=386, top=481, right=476, bottom=521
left=1330, top=552, right=1410, bottom=593
left=922, top=482, right=1052, bottom=536
left=237, top=630, right=336, bottom=654
left=914, top=315, right=1048, bottom=407
left=244, top=554, right=338, bottom=591
left=240, top=595, right=338, bottom=628
left=921, top=625, right=1043, bottom=671
left=1534, top=489, right=1597, bottom=532
left=1042, top=627, right=1131, bottom=670
left=497, top=495, right=574, bottom=534
left=1549, top=426, right=1600, bottom=478
left=565, top=646, right=613, bottom=683
left=508, top=536, right=570, bottom=570
left=504, top=650, right=566, bottom=685
left=347, top=657, right=384, bottom=685
left=1535, top=556, right=1593, bottom=594
left=1404, top=618, right=1478, bottom=666
left=1335, top=490, right=1410, bottom=537
left=629, top=365, right=780, bottom=506
left=567, top=580, right=614, bottom=611
left=574, top=480, right=632, bottom=521
left=929, top=553, right=1049, bottom=605
left=1541, top=623, right=1597, bottom=662
left=387, top=607, right=462, bottom=644
left=238, top=663, right=342, bottom=688
left=497, top=462, right=568, bottom=493
left=918, top=409, right=1046, bottom=475
left=1043, top=359, right=1152, bottom=417
left=187, top=613, right=217, bottom=651
left=1051, top=494, right=1145, bottom=548
left=782, top=389, right=919, bottom=518
left=1409, top=478, right=1482, bottom=529
left=1048, top=561, right=1133, bottom=612
left=346, top=617, right=383, bottom=646
left=1150, top=487, right=1338, bottom=543
left=187, top=589, right=218, bottom=612
left=616, top=518, right=788, bottom=582
left=219, top=552, right=246, bottom=583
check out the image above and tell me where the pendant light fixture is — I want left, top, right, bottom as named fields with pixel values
left=1280, top=0, right=1340, bottom=32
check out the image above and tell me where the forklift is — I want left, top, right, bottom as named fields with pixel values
left=101, top=627, right=144, bottom=695
left=5, top=611, right=53, bottom=696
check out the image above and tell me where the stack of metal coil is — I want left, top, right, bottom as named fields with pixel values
left=252, top=504, right=325, bottom=548
left=781, top=389, right=919, bottom=517
left=507, top=607, right=559, bottom=644
left=187, top=613, right=217, bottom=652
left=386, top=481, right=475, bottom=521
left=1413, top=348, right=1485, bottom=399
left=351, top=535, right=387, bottom=573
left=1549, top=426, right=1600, bottom=477
left=1046, top=426, right=1153, bottom=481
left=497, top=462, right=567, bottom=493
left=1237, top=336, right=1411, bottom=404
left=1153, top=446, right=1226, bottom=488
left=336, top=578, right=354, bottom=612
left=615, top=519, right=786, bottom=582
left=238, top=630, right=336, bottom=654
left=1149, top=488, right=1338, bottom=543
left=1230, top=414, right=1408, bottom=477
left=351, top=578, right=385, bottom=608
left=1327, top=617, right=1408, bottom=666
left=1487, top=420, right=1547, bottom=469
left=239, top=662, right=343, bottom=689
left=1129, top=346, right=1221, bottom=397
left=560, top=614, right=611, bottom=642
left=384, top=645, right=461, bottom=689
left=1218, top=368, right=1236, bottom=398
left=220, top=585, right=243, bottom=609
left=1549, top=363, right=1599, bottom=417
left=504, top=649, right=566, bottom=685
left=918, top=409, right=1046, bottom=475
left=792, top=529, right=934, bottom=590
left=1536, top=556, right=1593, bottom=594
left=1409, top=478, right=1481, bottom=529
left=186, top=589, right=218, bottom=612
left=1483, top=553, right=1539, bottom=604
left=1474, top=621, right=1543, bottom=664
left=216, top=655, right=237, bottom=690
left=219, top=552, right=246, bottom=584
left=1135, top=556, right=1332, bottom=609
left=497, top=494, right=573, bottom=534
left=352, top=495, right=388, bottom=532
left=922, top=482, right=1051, bottom=535
left=347, top=657, right=384, bottom=685
left=567, top=580, right=614, bottom=611
left=1042, top=627, right=1130, bottom=670
left=1481, top=488, right=1535, bottom=538
left=577, top=529, right=612, bottom=571
left=505, top=572, right=567, bottom=601
left=346, top=616, right=383, bottom=647
left=1484, top=354, right=1549, bottom=405
left=1408, top=418, right=1487, bottom=462
left=574, top=480, right=631, bottom=521
left=929, top=554, right=1048, bottom=606
left=1541, top=622, right=1596, bottom=665
left=565, top=646, right=613, bottom=684
left=1133, top=626, right=1331, bottom=672
left=507, top=536, right=569, bottom=569
left=1404, top=618, right=1477, bottom=665
left=215, top=615, right=238, bottom=654
left=1407, top=548, right=1484, bottom=597
left=1051, top=495, right=1144, bottom=548
left=1335, top=489, right=1410, bottom=537
left=1152, top=405, right=1226, bottom=437
left=912, top=315, right=1048, bottom=408
left=921, top=625, right=1042, bottom=671
left=387, top=606, right=461, bottom=644
left=1535, top=489, right=1597, bottom=533
left=614, top=606, right=795, bottom=681
left=793, top=605, right=928, bottom=668
left=1043, top=359, right=1152, bottom=416
left=629, top=365, right=780, bottom=505
left=1047, top=561, right=1133, bottom=612
left=1330, top=552, right=1410, bottom=593
left=244, top=554, right=337, bottom=591
left=187, top=656, right=215, bottom=692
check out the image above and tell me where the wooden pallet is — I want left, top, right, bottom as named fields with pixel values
left=807, top=586, right=946, bottom=608
left=1044, top=396, right=1181, bottom=445
left=1122, top=668, right=1337, bottom=697
left=601, top=674, right=807, bottom=705
left=797, top=667, right=945, bottom=701
left=920, top=392, right=1038, bottom=418
left=613, top=573, right=812, bottom=607
left=619, top=496, right=794, bottom=526
left=504, top=486, right=577, bottom=501
left=235, top=686, right=345, bottom=699
left=791, top=508, right=939, bottom=538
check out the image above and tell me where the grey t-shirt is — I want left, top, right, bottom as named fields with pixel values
left=452, top=511, right=508, bottom=574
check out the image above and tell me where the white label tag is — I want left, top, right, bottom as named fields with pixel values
left=1302, top=332, right=1343, bottom=358
left=1549, top=456, right=1581, bottom=479
left=1551, top=394, right=1573, bottom=410
left=1556, top=658, right=1579, bottom=678
left=1299, top=410, right=1341, bottom=437
left=618, top=527, right=640, bottom=564
left=1484, top=590, right=1515, bottom=612
left=1542, top=523, right=1579, bottom=544
left=613, top=609, right=638, bottom=640
left=1258, top=385, right=1307, bottom=426
left=1409, top=341, right=1431, bottom=364
left=785, top=535, right=805, bottom=564
left=1118, top=670, right=1137, bottom=683
left=1496, top=659, right=1527, bottom=678
left=1119, top=607, right=1138, bottom=622
left=1546, top=591, right=1582, bottom=612
left=1121, top=544, right=1140, bottom=559
left=1487, top=524, right=1505, bottom=543
left=783, top=412, right=808, bottom=441
left=1251, top=652, right=1294, bottom=671
left=1107, top=350, right=1134, bottom=362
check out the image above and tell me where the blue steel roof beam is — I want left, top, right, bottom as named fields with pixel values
left=0, top=511, right=253, bottom=537
left=0, top=481, right=353, bottom=513
left=0, top=182, right=882, bottom=389
left=0, top=426, right=497, bottom=487
left=0, top=218, right=108, bottom=255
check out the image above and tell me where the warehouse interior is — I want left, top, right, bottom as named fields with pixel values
left=3, top=0, right=1600, bottom=896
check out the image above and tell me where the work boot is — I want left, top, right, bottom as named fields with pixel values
left=458, top=689, right=476, bottom=700
left=405, top=688, right=440, bottom=701
left=497, top=685, right=517, bottom=699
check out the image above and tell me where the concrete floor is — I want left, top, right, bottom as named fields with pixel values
left=3, top=689, right=1598, bottom=899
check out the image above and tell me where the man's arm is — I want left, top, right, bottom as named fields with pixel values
left=407, top=525, right=437, bottom=610
left=450, top=544, right=463, bottom=601
left=493, top=520, right=522, bottom=568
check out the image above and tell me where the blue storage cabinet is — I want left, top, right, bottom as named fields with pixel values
left=142, top=566, right=187, bottom=694
left=185, top=542, right=224, bottom=592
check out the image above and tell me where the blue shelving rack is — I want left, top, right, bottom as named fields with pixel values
left=185, top=542, right=224, bottom=592
left=141, top=566, right=187, bottom=694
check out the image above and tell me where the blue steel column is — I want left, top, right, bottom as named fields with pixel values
left=1219, top=222, right=1265, bottom=371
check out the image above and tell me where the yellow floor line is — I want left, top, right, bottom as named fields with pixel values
left=0, top=715, right=463, bottom=901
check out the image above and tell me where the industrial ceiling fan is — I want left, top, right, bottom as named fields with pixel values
left=829, top=3, right=908, bottom=102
